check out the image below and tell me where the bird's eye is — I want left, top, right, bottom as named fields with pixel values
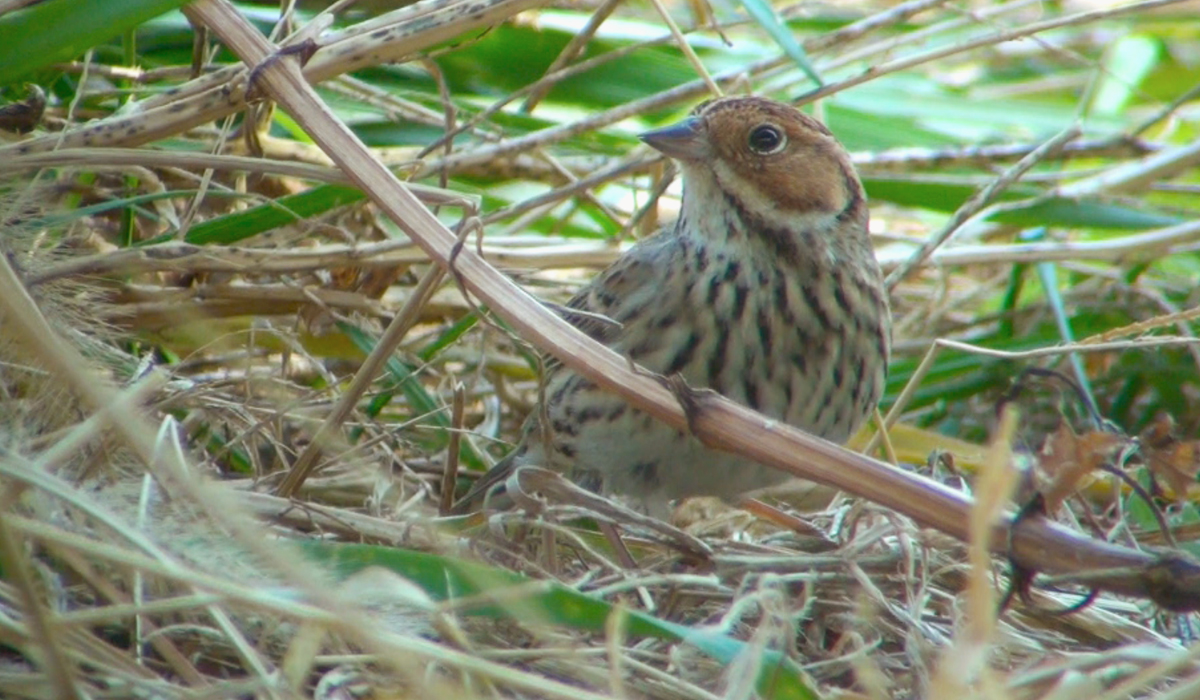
left=747, top=124, right=786, bottom=154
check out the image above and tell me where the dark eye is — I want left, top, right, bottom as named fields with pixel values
left=747, top=124, right=786, bottom=154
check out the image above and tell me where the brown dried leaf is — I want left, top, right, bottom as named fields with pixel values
left=1039, top=422, right=1124, bottom=512
left=1140, top=414, right=1200, bottom=501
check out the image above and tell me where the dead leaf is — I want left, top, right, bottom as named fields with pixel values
left=1039, top=422, right=1123, bottom=512
left=1140, top=414, right=1200, bottom=501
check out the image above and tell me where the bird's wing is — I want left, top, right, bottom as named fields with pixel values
left=552, top=231, right=677, bottom=358
left=447, top=232, right=678, bottom=514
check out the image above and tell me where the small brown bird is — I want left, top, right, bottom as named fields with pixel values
left=453, top=96, right=890, bottom=518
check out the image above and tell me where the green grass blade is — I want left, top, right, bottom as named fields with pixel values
left=138, top=184, right=366, bottom=246
left=736, top=0, right=822, bottom=86
left=301, top=541, right=819, bottom=700
left=340, top=323, right=487, bottom=470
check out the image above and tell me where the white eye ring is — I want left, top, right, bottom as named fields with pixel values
left=747, top=123, right=787, bottom=154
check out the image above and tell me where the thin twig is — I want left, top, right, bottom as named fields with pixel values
left=521, top=0, right=623, bottom=112
left=885, top=125, right=1081, bottom=289
left=277, top=263, right=447, bottom=497
left=646, top=0, right=722, bottom=98
left=440, top=381, right=467, bottom=514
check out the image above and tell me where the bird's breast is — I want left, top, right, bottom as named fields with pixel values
left=615, top=242, right=888, bottom=445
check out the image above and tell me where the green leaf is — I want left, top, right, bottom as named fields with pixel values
left=1034, top=256, right=1098, bottom=412
left=826, top=103, right=959, bottom=150
left=990, top=196, right=1184, bottom=231
left=35, top=189, right=231, bottom=231
left=428, top=22, right=696, bottom=110
left=140, top=184, right=366, bottom=246
left=300, top=542, right=819, bottom=700
left=735, top=0, right=822, bottom=86
left=837, top=76, right=1126, bottom=138
left=0, top=0, right=191, bottom=86
left=418, top=313, right=480, bottom=362
left=1092, top=35, right=1162, bottom=116
left=863, top=177, right=1185, bottom=230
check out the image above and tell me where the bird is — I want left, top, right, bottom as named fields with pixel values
left=450, top=95, right=890, bottom=519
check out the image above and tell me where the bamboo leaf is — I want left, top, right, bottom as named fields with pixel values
left=0, top=0, right=190, bottom=85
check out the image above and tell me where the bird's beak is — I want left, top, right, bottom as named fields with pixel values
left=639, top=117, right=709, bottom=161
